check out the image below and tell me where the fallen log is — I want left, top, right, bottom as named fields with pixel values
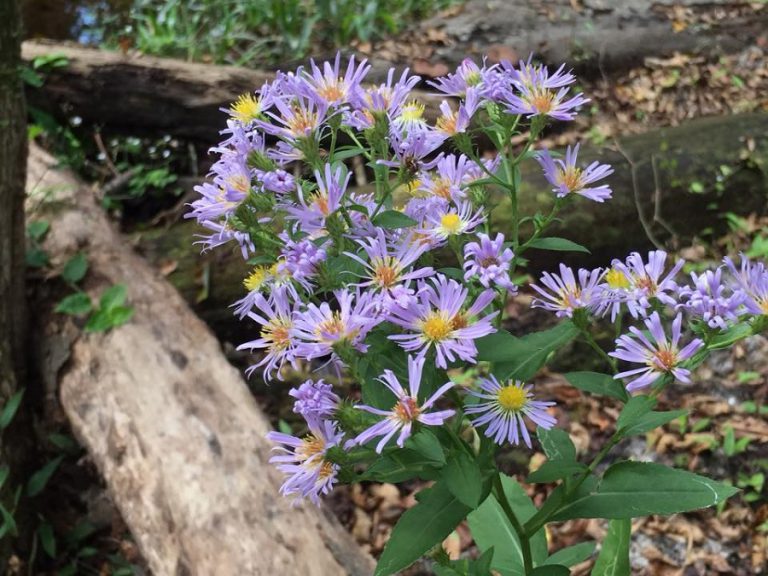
left=22, top=40, right=444, bottom=144
left=26, top=142, right=374, bottom=576
left=135, top=113, right=768, bottom=345
left=422, top=0, right=768, bottom=76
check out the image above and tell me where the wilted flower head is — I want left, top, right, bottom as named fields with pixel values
left=463, top=233, right=516, bottom=291
left=465, top=376, right=556, bottom=448
left=531, top=264, right=604, bottom=318
left=290, top=379, right=340, bottom=422
left=724, top=254, right=768, bottom=316
left=610, top=312, right=704, bottom=391
left=266, top=419, right=344, bottom=504
left=353, top=355, right=455, bottom=452
left=536, top=144, right=613, bottom=202
left=676, top=267, right=745, bottom=330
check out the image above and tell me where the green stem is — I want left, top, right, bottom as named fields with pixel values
left=494, top=473, right=534, bottom=575
left=580, top=328, right=617, bottom=372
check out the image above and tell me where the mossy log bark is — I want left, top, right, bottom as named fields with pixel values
left=26, top=143, right=374, bottom=576
left=137, top=113, right=768, bottom=344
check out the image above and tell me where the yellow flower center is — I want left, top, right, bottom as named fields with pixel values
left=230, top=93, right=262, bottom=123
left=431, top=177, right=453, bottom=200
left=372, top=257, right=400, bottom=288
left=530, top=89, right=555, bottom=113
left=288, top=108, right=319, bottom=136
left=651, top=347, right=677, bottom=372
left=400, top=100, right=425, bottom=123
left=227, top=174, right=251, bottom=194
left=497, top=385, right=528, bottom=411
left=606, top=268, right=630, bottom=290
left=556, top=166, right=583, bottom=192
left=421, top=312, right=453, bottom=342
left=317, top=78, right=346, bottom=103
left=244, top=266, right=272, bottom=292
left=465, top=70, right=482, bottom=87
left=392, top=396, right=421, bottom=423
left=450, top=312, right=468, bottom=330
left=440, top=213, right=463, bottom=234
left=261, top=318, right=292, bottom=352
left=436, top=111, right=458, bottom=135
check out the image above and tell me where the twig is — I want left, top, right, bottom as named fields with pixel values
left=650, top=153, right=679, bottom=242
left=93, top=131, right=119, bottom=177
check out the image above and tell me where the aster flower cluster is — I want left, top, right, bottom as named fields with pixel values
left=188, top=50, right=760, bottom=544
left=184, top=53, right=605, bottom=505
left=532, top=250, right=768, bottom=391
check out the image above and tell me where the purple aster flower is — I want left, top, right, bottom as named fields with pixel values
left=187, top=153, right=254, bottom=222
left=504, top=57, right=576, bottom=91
left=289, top=379, right=340, bottom=422
left=536, top=144, right=613, bottom=202
left=237, top=288, right=299, bottom=381
left=261, top=169, right=295, bottom=194
left=292, top=289, right=378, bottom=363
left=676, top=268, right=745, bottom=330
left=435, top=87, right=481, bottom=137
left=285, top=163, right=351, bottom=236
left=347, top=67, right=420, bottom=130
left=344, top=228, right=433, bottom=296
left=428, top=58, right=498, bottom=98
left=724, top=254, right=768, bottom=316
left=302, top=53, right=370, bottom=107
left=422, top=200, right=485, bottom=244
left=462, top=155, right=502, bottom=187
left=260, top=94, right=329, bottom=148
left=418, top=153, right=475, bottom=202
left=194, top=220, right=255, bottom=259
left=463, top=233, right=516, bottom=291
left=232, top=265, right=298, bottom=318
left=531, top=264, right=604, bottom=318
left=277, top=234, right=327, bottom=292
left=465, top=376, right=556, bottom=448
left=353, top=355, right=455, bottom=452
left=391, top=99, right=430, bottom=133
left=610, top=312, right=704, bottom=391
left=382, top=127, right=446, bottom=171
left=266, top=419, right=344, bottom=504
left=502, top=61, right=588, bottom=121
left=608, top=250, right=684, bottom=318
left=387, top=275, right=498, bottom=368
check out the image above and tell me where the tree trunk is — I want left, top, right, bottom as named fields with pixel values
left=26, top=143, right=374, bottom=576
left=0, top=0, right=28, bottom=563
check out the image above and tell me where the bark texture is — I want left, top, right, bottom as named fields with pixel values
left=26, top=143, right=374, bottom=576
left=421, top=0, right=768, bottom=76
left=22, top=40, right=443, bottom=143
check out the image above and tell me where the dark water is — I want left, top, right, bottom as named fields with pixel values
left=22, top=0, right=131, bottom=44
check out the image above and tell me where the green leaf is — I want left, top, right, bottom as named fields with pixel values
left=99, top=284, right=128, bottom=311
left=565, top=372, right=629, bottom=402
left=477, top=322, right=579, bottom=381
left=371, top=210, right=418, bottom=230
left=527, top=460, right=586, bottom=484
left=553, top=461, right=740, bottom=520
left=708, top=322, right=752, bottom=349
left=0, top=503, right=18, bottom=539
left=591, top=519, right=631, bottom=576
left=27, top=220, right=50, bottom=240
left=618, top=409, right=688, bottom=439
left=332, top=146, right=366, bottom=161
left=0, top=389, right=25, bottom=429
left=443, top=450, right=485, bottom=508
left=55, top=292, right=93, bottom=316
left=408, top=429, right=446, bottom=465
left=529, top=566, right=569, bottom=576
left=361, top=448, right=441, bottom=483
left=616, top=396, right=656, bottom=430
left=62, top=252, right=88, bottom=284
left=26, top=247, right=49, bottom=268
left=468, top=475, right=547, bottom=576
left=38, top=521, right=57, bottom=558
left=375, top=482, right=470, bottom=576
left=107, top=306, right=134, bottom=327
left=537, top=427, right=577, bottom=463
left=543, top=541, right=595, bottom=567
left=27, top=456, right=64, bottom=497
left=527, top=237, right=590, bottom=254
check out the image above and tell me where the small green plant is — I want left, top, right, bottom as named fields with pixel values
left=55, top=253, right=134, bottom=333
left=25, top=220, right=50, bottom=268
